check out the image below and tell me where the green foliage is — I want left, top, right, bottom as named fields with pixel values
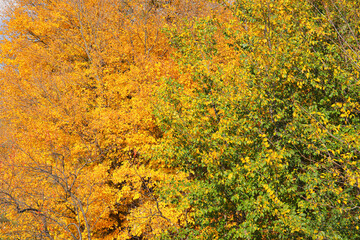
left=155, top=0, right=360, bottom=239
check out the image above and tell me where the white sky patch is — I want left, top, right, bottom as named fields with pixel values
left=0, top=1, right=5, bottom=10
left=0, top=1, right=6, bottom=17
left=0, top=0, right=13, bottom=16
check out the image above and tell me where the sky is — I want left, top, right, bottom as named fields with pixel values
left=0, top=1, right=5, bottom=12
left=0, top=1, right=6, bottom=22
left=0, top=0, right=6, bottom=41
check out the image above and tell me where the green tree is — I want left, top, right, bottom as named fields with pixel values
left=154, top=0, right=360, bottom=239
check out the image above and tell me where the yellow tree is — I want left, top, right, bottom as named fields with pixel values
left=0, top=0, right=116, bottom=238
left=0, top=0, right=203, bottom=239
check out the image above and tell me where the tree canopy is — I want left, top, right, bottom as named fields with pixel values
left=0, top=0, right=359, bottom=239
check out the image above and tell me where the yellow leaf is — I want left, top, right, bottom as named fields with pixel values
left=133, top=193, right=141, bottom=200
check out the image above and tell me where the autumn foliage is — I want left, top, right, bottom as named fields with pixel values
left=0, top=0, right=359, bottom=239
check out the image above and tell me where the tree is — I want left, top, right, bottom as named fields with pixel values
left=155, top=0, right=360, bottom=239
left=0, top=0, right=197, bottom=238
